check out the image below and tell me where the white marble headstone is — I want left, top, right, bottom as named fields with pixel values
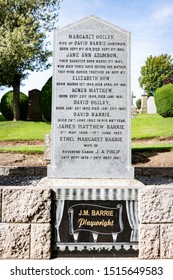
left=48, top=16, right=134, bottom=178
left=147, top=96, right=156, bottom=114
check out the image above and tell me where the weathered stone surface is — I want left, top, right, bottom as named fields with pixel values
left=139, top=186, right=173, bottom=223
left=139, top=224, right=160, bottom=259
left=30, top=224, right=51, bottom=259
left=48, top=15, right=134, bottom=179
left=2, top=188, right=51, bottom=223
left=27, top=89, right=42, bottom=121
left=0, top=224, right=30, bottom=259
left=44, top=133, right=51, bottom=163
left=161, top=224, right=173, bottom=258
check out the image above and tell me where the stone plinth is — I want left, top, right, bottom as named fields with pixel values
left=39, top=178, right=143, bottom=257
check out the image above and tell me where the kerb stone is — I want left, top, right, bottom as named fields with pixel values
left=161, top=225, right=173, bottom=258
left=30, top=224, right=51, bottom=259
left=0, top=224, right=30, bottom=259
left=139, top=224, right=160, bottom=259
left=2, top=188, right=51, bottom=223
left=139, top=186, right=173, bottom=223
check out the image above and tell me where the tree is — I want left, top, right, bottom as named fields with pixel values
left=0, top=0, right=62, bottom=120
left=138, top=54, right=173, bottom=96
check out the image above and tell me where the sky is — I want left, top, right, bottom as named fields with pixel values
left=1, top=0, right=173, bottom=102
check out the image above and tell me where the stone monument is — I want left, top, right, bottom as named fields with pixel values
left=27, top=89, right=42, bottom=121
left=42, top=16, right=144, bottom=258
left=147, top=96, right=157, bottom=114
left=140, top=91, right=148, bottom=114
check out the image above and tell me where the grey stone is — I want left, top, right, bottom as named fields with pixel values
left=44, top=133, right=51, bottom=163
left=0, top=224, right=30, bottom=259
left=30, top=224, right=51, bottom=259
left=27, top=89, right=42, bottom=121
left=2, top=188, right=51, bottom=223
left=0, top=167, right=10, bottom=176
left=48, top=15, right=134, bottom=179
left=139, top=186, right=173, bottom=223
left=147, top=96, right=156, bottom=114
left=131, top=105, right=137, bottom=118
left=139, top=224, right=160, bottom=259
left=140, top=91, right=148, bottom=113
left=161, top=224, right=173, bottom=258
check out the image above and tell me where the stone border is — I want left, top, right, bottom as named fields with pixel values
left=1, top=166, right=173, bottom=177
left=139, top=185, right=173, bottom=259
left=1, top=183, right=173, bottom=259
left=0, top=166, right=47, bottom=177
left=0, top=187, right=51, bottom=259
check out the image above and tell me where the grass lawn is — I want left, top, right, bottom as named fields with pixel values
left=0, top=115, right=51, bottom=141
left=0, top=113, right=173, bottom=153
left=132, top=114, right=173, bottom=139
left=0, top=145, right=44, bottom=154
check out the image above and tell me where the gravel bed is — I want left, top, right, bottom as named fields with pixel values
left=136, top=176, right=173, bottom=186
left=0, top=175, right=173, bottom=186
left=0, top=176, right=44, bottom=186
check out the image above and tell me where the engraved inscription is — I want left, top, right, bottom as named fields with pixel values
left=48, top=16, right=133, bottom=178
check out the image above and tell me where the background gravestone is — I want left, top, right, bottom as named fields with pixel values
left=147, top=96, right=156, bottom=114
left=27, top=89, right=42, bottom=121
left=48, top=15, right=133, bottom=179
left=140, top=91, right=148, bottom=114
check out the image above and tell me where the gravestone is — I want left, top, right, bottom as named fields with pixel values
left=42, top=16, right=144, bottom=258
left=27, top=89, right=42, bottom=121
left=48, top=16, right=133, bottom=179
left=140, top=91, right=148, bottom=113
left=147, top=96, right=156, bottom=114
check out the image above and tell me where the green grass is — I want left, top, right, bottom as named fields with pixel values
left=0, top=115, right=51, bottom=141
left=132, top=114, right=173, bottom=139
left=1, top=113, right=173, bottom=153
left=0, top=145, right=44, bottom=154
left=132, top=143, right=173, bottom=151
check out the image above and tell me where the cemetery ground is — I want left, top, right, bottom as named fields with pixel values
left=0, top=114, right=173, bottom=167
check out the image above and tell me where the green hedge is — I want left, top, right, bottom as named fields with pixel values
left=154, top=84, right=173, bottom=117
left=40, top=77, right=52, bottom=121
left=0, top=91, right=28, bottom=120
left=136, top=98, right=141, bottom=110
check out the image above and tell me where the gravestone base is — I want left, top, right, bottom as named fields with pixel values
left=39, top=178, right=144, bottom=258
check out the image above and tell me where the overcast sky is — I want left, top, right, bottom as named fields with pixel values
left=1, top=0, right=173, bottom=101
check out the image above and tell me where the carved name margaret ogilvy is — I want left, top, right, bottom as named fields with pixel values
left=48, top=16, right=134, bottom=178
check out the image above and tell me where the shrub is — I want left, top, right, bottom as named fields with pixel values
left=154, top=84, right=173, bottom=117
left=40, top=77, right=52, bottom=121
left=136, top=99, right=141, bottom=110
left=0, top=91, right=28, bottom=120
